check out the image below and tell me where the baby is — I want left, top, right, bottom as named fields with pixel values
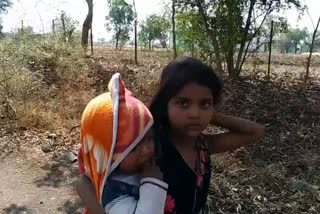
left=77, top=73, right=167, bottom=214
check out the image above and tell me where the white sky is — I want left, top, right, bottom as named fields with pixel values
left=1, top=0, right=320, bottom=41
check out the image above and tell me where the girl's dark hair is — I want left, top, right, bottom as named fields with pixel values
left=150, top=57, right=223, bottom=130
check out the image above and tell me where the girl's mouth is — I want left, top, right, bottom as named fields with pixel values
left=186, top=124, right=203, bottom=131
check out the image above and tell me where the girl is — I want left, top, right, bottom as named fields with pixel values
left=150, top=57, right=264, bottom=214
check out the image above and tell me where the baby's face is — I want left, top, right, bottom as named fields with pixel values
left=119, top=129, right=155, bottom=173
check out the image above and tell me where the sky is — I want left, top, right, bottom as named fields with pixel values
left=1, top=0, right=320, bottom=41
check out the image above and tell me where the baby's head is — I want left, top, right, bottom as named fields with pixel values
left=118, top=128, right=154, bottom=173
left=80, top=73, right=154, bottom=200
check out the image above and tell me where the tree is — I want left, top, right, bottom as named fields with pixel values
left=181, top=0, right=304, bottom=77
left=305, top=17, right=320, bottom=85
left=191, top=0, right=222, bottom=73
left=81, top=0, right=93, bottom=49
left=314, top=32, right=320, bottom=52
left=132, top=0, right=138, bottom=64
left=55, top=11, right=79, bottom=42
left=0, top=0, right=11, bottom=14
left=277, top=27, right=308, bottom=53
left=302, top=30, right=320, bottom=53
left=18, top=26, right=33, bottom=35
left=98, top=38, right=107, bottom=45
left=260, top=16, right=288, bottom=52
left=106, top=0, right=134, bottom=49
left=0, top=18, right=4, bottom=38
left=139, top=15, right=170, bottom=50
left=288, top=28, right=308, bottom=53
left=0, top=0, right=12, bottom=37
left=172, top=0, right=177, bottom=58
left=176, top=10, right=210, bottom=58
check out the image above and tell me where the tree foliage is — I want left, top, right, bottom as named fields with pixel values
left=106, top=0, right=134, bottom=49
left=0, top=0, right=12, bottom=37
left=0, top=0, right=11, bottom=14
left=284, top=27, right=308, bottom=53
left=55, top=11, right=79, bottom=42
left=302, top=30, right=320, bottom=52
left=139, top=15, right=170, bottom=50
left=177, top=0, right=304, bottom=77
left=176, top=10, right=211, bottom=58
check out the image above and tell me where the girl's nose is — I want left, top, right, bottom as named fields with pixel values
left=188, top=104, right=200, bottom=118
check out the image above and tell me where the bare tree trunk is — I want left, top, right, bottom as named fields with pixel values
left=226, top=49, right=234, bottom=76
left=294, top=42, right=298, bottom=54
left=149, top=40, right=151, bottom=51
left=191, top=43, right=195, bottom=57
left=234, top=0, right=256, bottom=77
left=305, top=17, right=320, bottom=85
left=172, top=0, right=177, bottom=59
left=196, top=0, right=222, bottom=73
left=82, top=0, right=93, bottom=48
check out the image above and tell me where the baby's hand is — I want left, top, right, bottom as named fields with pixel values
left=141, top=159, right=163, bottom=180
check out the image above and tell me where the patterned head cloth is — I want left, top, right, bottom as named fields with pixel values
left=78, top=73, right=153, bottom=204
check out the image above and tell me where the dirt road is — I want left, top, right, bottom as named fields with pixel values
left=0, top=145, right=83, bottom=214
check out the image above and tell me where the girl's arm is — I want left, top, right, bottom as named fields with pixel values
left=76, top=175, right=105, bottom=214
left=206, top=113, right=264, bottom=154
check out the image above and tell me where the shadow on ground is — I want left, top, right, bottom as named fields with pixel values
left=57, top=200, right=83, bottom=214
left=3, top=204, right=34, bottom=214
left=33, top=152, right=78, bottom=188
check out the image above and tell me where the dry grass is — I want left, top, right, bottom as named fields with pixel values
left=0, top=36, right=96, bottom=132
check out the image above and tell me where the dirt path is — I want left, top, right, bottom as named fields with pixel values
left=0, top=146, right=83, bottom=214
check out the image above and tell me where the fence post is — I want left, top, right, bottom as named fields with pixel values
left=52, top=19, right=55, bottom=34
left=267, top=20, right=274, bottom=79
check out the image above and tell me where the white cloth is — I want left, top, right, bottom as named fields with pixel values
left=105, top=177, right=168, bottom=214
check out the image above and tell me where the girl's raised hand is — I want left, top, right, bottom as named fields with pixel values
left=206, top=113, right=264, bottom=154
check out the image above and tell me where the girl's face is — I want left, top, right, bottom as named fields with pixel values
left=168, top=83, right=215, bottom=138
left=119, top=129, right=154, bottom=173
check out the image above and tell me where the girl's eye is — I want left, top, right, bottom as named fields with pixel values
left=176, top=99, right=189, bottom=108
left=200, top=100, right=213, bottom=109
